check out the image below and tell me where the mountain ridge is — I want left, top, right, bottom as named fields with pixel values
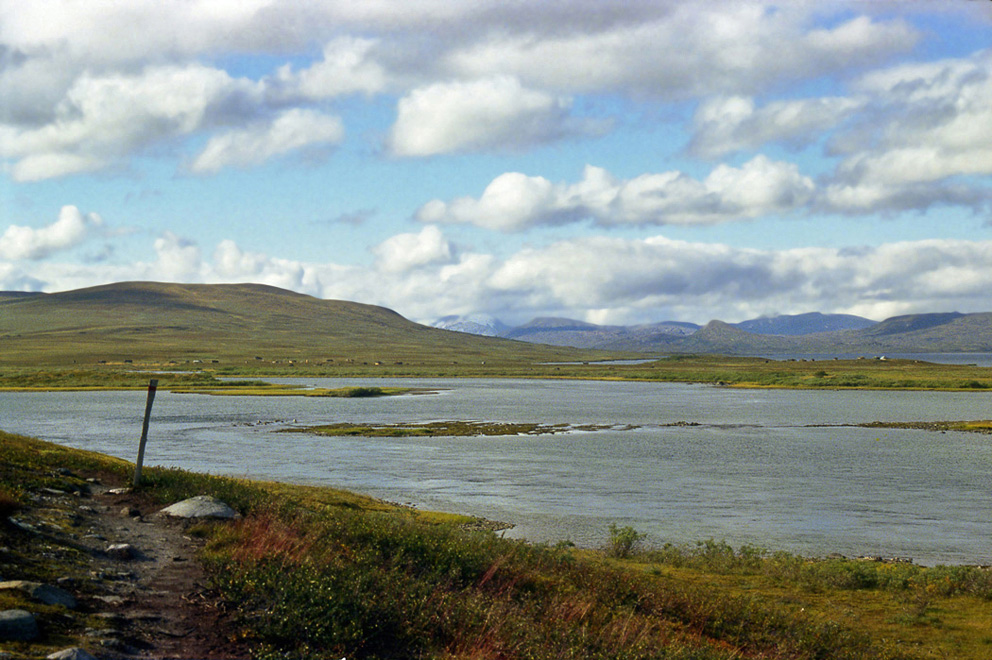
left=434, top=310, right=992, bottom=354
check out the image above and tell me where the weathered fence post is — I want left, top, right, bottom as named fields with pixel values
left=133, top=378, right=158, bottom=487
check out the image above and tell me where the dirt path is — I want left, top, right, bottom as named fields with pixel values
left=8, top=475, right=251, bottom=659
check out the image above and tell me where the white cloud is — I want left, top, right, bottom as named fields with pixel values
left=212, top=240, right=312, bottom=292
left=442, top=6, right=917, bottom=98
left=689, top=95, right=864, bottom=158
left=153, top=232, right=203, bottom=280
left=0, top=205, right=103, bottom=260
left=387, top=76, right=601, bottom=156
left=372, top=225, right=455, bottom=273
left=485, top=235, right=992, bottom=324
left=190, top=108, right=344, bottom=174
left=823, top=49, right=992, bottom=213
left=0, top=2, right=930, bottom=179
left=0, top=64, right=260, bottom=180
left=272, top=37, right=388, bottom=101
left=7, top=226, right=992, bottom=326
left=418, top=156, right=814, bottom=230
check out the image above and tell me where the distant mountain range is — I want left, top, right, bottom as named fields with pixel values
left=434, top=311, right=992, bottom=354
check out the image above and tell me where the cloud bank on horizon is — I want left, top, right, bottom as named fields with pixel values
left=2, top=1, right=991, bottom=325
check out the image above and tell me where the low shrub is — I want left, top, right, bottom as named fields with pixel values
left=606, top=524, right=646, bottom=559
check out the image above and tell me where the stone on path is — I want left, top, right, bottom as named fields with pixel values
left=158, top=495, right=240, bottom=519
left=0, top=580, right=77, bottom=609
left=47, top=648, right=99, bottom=660
left=106, top=543, right=136, bottom=560
left=0, top=609, right=38, bottom=641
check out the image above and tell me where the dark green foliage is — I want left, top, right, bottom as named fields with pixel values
left=340, top=386, right=387, bottom=397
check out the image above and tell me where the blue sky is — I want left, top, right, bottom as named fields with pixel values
left=2, top=1, right=991, bottom=326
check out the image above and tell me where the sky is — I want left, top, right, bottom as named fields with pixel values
left=2, top=0, right=991, bottom=327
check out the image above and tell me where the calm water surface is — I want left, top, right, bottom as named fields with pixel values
left=2, top=378, right=990, bottom=565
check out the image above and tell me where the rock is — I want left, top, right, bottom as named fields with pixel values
left=106, top=487, right=130, bottom=495
left=47, top=648, right=98, bottom=660
left=106, top=543, right=135, bottom=560
left=0, top=580, right=77, bottom=609
left=159, top=495, right=240, bottom=519
left=120, top=506, right=141, bottom=518
left=7, top=518, right=36, bottom=533
left=0, top=609, right=38, bottom=641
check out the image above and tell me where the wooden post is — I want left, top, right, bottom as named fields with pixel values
left=133, top=378, right=158, bottom=487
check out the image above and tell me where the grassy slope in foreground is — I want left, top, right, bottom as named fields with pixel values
left=4, top=431, right=992, bottom=659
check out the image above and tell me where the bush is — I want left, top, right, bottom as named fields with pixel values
left=342, top=386, right=385, bottom=397
left=607, top=524, right=645, bottom=559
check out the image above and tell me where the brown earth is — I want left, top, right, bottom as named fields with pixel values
left=2, top=472, right=251, bottom=659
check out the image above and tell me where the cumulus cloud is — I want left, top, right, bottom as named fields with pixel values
left=0, top=63, right=261, bottom=180
left=271, top=37, right=388, bottom=101
left=418, top=156, right=814, bottom=230
left=485, top=235, right=992, bottom=324
left=0, top=2, right=927, bottom=178
left=7, top=226, right=992, bottom=326
left=442, top=6, right=917, bottom=98
left=387, top=76, right=602, bottom=156
left=0, top=205, right=103, bottom=260
left=823, top=49, right=992, bottom=213
left=689, top=95, right=865, bottom=158
left=153, top=232, right=203, bottom=280
left=372, top=225, right=455, bottom=273
left=190, top=108, right=344, bottom=173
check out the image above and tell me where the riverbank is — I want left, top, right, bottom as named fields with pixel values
left=3, top=431, right=992, bottom=659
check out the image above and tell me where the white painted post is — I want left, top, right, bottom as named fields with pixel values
left=133, top=379, right=158, bottom=487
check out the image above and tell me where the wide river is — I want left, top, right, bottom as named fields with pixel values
left=3, top=378, right=991, bottom=566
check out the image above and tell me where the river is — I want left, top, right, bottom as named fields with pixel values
left=2, top=378, right=990, bottom=565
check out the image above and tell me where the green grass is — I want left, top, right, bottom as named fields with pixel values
left=10, top=430, right=992, bottom=659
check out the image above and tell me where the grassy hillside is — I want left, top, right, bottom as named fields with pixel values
left=6, top=431, right=992, bottom=659
left=0, top=281, right=606, bottom=368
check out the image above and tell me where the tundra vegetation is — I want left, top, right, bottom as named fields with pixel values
left=3, top=353, right=992, bottom=392
left=4, top=431, right=992, bottom=659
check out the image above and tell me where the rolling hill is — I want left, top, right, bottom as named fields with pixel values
left=0, top=281, right=601, bottom=368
